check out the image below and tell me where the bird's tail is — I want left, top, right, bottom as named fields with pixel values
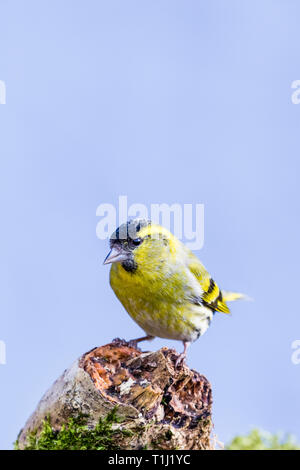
left=222, top=290, right=252, bottom=302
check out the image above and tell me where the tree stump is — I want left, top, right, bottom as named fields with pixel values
left=17, top=340, right=213, bottom=450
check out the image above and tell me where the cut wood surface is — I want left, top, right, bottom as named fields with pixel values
left=18, top=339, right=213, bottom=450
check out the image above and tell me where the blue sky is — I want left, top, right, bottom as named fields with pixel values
left=0, top=0, right=300, bottom=449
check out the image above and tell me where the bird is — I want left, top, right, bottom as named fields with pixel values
left=103, top=218, right=247, bottom=366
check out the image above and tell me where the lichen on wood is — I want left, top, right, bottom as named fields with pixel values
left=17, top=339, right=213, bottom=450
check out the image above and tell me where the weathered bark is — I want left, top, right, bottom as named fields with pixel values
left=18, top=339, right=213, bottom=450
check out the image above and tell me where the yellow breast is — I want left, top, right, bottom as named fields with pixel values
left=109, top=261, right=212, bottom=342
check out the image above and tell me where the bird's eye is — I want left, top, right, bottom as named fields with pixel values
left=132, top=238, right=142, bottom=246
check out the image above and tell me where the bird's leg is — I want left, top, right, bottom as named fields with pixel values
left=128, top=335, right=154, bottom=349
left=175, top=341, right=190, bottom=368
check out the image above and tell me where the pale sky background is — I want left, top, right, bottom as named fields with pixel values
left=0, top=0, right=300, bottom=449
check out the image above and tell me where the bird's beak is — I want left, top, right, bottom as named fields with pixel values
left=103, top=246, right=129, bottom=265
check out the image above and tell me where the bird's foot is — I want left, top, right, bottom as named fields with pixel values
left=175, top=341, right=190, bottom=369
left=175, top=352, right=187, bottom=369
left=127, top=335, right=154, bottom=350
left=111, top=337, right=142, bottom=350
left=127, top=339, right=141, bottom=350
left=112, top=337, right=131, bottom=347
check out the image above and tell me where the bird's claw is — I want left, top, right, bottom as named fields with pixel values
left=112, top=337, right=130, bottom=347
left=175, top=353, right=187, bottom=369
left=112, top=337, right=141, bottom=350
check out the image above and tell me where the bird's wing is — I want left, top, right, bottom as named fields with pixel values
left=185, top=250, right=230, bottom=314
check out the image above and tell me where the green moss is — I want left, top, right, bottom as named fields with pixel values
left=227, top=429, right=300, bottom=450
left=16, top=408, right=133, bottom=451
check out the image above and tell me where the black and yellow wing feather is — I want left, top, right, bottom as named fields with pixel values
left=187, top=253, right=230, bottom=314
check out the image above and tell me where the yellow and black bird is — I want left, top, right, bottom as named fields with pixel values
left=104, top=219, right=246, bottom=365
